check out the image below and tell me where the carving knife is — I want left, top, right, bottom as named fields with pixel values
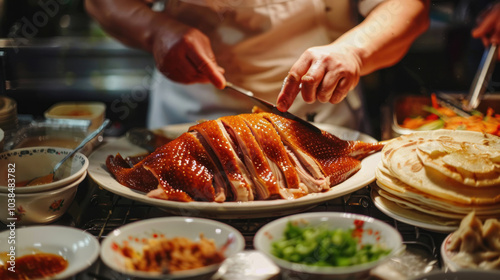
left=225, top=82, right=322, bottom=134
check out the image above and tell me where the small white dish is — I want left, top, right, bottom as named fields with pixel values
left=100, top=217, right=245, bottom=279
left=0, top=171, right=86, bottom=225
left=0, top=225, right=100, bottom=279
left=254, top=212, right=404, bottom=280
left=0, top=146, right=89, bottom=193
left=45, top=102, right=105, bottom=131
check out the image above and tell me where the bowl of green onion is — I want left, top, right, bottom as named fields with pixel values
left=254, top=212, right=403, bottom=280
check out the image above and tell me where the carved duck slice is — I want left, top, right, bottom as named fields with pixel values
left=106, top=111, right=384, bottom=202
left=107, top=132, right=227, bottom=202
left=240, top=113, right=306, bottom=198
left=261, top=112, right=380, bottom=188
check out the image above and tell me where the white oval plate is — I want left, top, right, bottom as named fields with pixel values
left=0, top=226, right=100, bottom=279
left=88, top=124, right=380, bottom=218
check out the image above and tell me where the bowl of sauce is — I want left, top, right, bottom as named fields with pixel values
left=0, top=226, right=99, bottom=279
left=0, top=146, right=89, bottom=194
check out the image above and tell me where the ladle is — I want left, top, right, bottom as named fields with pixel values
left=26, top=119, right=110, bottom=186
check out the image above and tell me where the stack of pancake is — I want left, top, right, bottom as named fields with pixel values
left=374, top=130, right=500, bottom=227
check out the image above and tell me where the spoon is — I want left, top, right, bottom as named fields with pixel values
left=26, top=119, right=110, bottom=186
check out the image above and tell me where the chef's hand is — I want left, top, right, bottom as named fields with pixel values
left=153, top=26, right=226, bottom=89
left=472, top=2, right=500, bottom=59
left=276, top=44, right=361, bottom=112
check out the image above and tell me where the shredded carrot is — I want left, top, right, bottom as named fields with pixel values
left=400, top=96, right=500, bottom=136
left=431, top=93, right=439, bottom=109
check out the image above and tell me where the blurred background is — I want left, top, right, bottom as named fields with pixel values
left=0, top=0, right=498, bottom=139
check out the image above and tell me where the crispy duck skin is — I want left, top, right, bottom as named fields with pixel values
left=262, top=113, right=383, bottom=186
left=221, top=115, right=294, bottom=200
left=107, top=132, right=226, bottom=202
left=190, top=120, right=255, bottom=201
left=106, top=111, right=384, bottom=202
left=241, top=113, right=304, bottom=198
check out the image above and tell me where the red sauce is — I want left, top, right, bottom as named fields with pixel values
left=0, top=253, right=68, bottom=280
left=63, top=109, right=93, bottom=117
left=16, top=174, right=54, bottom=187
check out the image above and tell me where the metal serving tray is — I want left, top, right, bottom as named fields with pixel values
left=390, top=93, right=500, bottom=138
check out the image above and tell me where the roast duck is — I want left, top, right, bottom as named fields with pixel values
left=106, top=110, right=383, bottom=202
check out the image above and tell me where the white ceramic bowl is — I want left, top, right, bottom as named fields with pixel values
left=0, top=225, right=100, bottom=279
left=0, top=171, right=86, bottom=225
left=0, top=146, right=89, bottom=193
left=100, top=217, right=246, bottom=280
left=254, top=212, right=404, bottom=280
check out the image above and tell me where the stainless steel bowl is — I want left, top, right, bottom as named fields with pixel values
left=390, top=93, right=500, bottom=138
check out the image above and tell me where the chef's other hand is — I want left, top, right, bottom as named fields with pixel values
left=153, top=26, right=226, bottom=89
left=276, top=45, right=361, bottom=112
left=472, top=2, right=500, bottom=59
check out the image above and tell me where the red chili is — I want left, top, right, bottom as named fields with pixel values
left=354, top=219, right=364, bottom=229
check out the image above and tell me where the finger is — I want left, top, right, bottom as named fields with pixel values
left=316, top=71, right=340, bottom=103
left=490, top=22, right=500, bottom=45
left=329, top=78, right=351, bottom=104
left=473, top=13, right=497, bottom=38
left=300, top=60, right=325, bottom=103
left=277, top=75, right=301, bottom=112
left=187, top=50, right=226, bottom=89
left=277, top=58, right=312, bottom=112
left=482, top=37, right=490, bottom=48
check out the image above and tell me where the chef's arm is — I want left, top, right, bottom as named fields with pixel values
left=85, top=0, right=226, bottom=88
left=340, top=0, right=430, bottom=75
left=277, top=0, right=430, bottom=111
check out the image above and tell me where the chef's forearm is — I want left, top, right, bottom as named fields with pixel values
left=85, top=0, right=181, bottom=53
left=333, top=0, right=430, bottom=76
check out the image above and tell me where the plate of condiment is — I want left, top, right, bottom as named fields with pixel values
left=0, top=226, right=99, bottom=279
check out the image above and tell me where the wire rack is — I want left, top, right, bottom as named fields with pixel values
left=0, top=177, right=446, bottom=279
left=59, top=177, right=447, bottom=279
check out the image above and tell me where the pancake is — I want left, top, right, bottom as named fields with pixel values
left=375, top=187, right=465, bottom=219
left=376, top=163, right=500, bottom=215
left=415, top=131, right=500, bottom=187
left=385, top=140, right=500, bottom=205
left=371, top=187, right=460, bottom=227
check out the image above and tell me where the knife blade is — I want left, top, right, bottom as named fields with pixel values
left=225, top=82, right=322, bottom=134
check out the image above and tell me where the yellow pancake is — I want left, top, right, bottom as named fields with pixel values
left=383, top=133, right=500, bottom=205
left=376, top=163, right=500, bottom=214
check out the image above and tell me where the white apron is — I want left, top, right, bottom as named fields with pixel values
left=147, top=0, right=370, bottom=132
